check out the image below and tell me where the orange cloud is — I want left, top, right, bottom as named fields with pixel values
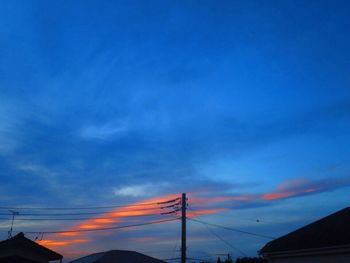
left=261, top=191, right=296, bottom=200
left=39, top=238, right=89, bottom=247
left=189, top=195, right=234, bottom=205
left=36, top=192, right=228, bottom=255
left=36, top=193, right=182, bottom=251
left=189, top=193, right=260, bottom=206
left=36, top=177, right=344, bottom=258
left=187, top=177, right=341, bottom=208
left=261, top=178, right=321, bottom=200
left=187, top=208, right=227, bottom=217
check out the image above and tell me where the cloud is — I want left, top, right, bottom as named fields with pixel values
left=36, top=193, right=182, bottom=250
left=34, top=176, right=350, bottom=256
left=79, top=121, right=129, bottom=140
left=186, top=177, right=350, bottom=211
left=0, top=100, right=22, bottom=154
left=261, top=177, right=350, bottom=201
left=113, top=183, right=169, bottom=197
left=35, top=192, right=228, bottom=253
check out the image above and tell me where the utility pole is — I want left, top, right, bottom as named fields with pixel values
left=181, top=193, right=187, bottom=263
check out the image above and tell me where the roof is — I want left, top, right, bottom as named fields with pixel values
left=69, top=250, right=166, bottom=263
left=0, top=232, right=63, bottom=261
left=260, top=207, right=350, bottom=254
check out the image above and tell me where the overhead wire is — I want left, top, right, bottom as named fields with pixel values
left=202, top=226, right=246, bottom=257
left=0, top=206, right=174, bottom=217
left=190, top=205, right=285, bottom=225
left=0, top=198, right=180, bottom=211
left=0, top=213, right=169, bottom=221
left=187, top=217, right=275, bottom=240
left=188, top=205, right=246, bottom=257
left=171, top=214, right=182, bottom=260
left=25, top=217, right=180, bottom=234
left=2, top=197, right=181, bottom=243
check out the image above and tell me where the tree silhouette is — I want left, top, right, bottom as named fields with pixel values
left=235, top=257, right=267, bottom=263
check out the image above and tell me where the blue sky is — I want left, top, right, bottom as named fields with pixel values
left=0, top=0, right=350, bottom=262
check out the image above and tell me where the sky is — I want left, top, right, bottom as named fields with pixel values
left=0, top=0, right=350, bottom=262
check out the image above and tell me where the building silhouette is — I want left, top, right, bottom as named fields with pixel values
left=260, top=207, right=350, bottom=263
left=0, top=232, right=63, bottom=263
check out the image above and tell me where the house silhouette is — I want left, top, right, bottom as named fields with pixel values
left=260, top=207, right=350, bottom=263
left=69, top=249, right=166, bottom=263
left=0, top=232, right=63, bottom=263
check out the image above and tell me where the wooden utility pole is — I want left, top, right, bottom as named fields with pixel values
left=181, top=193, right=187, bottom=263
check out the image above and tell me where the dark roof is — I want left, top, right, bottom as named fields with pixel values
left=0, top=232, right=63, bottom=261
left=261, top=207, right=350, bottom=254
left=69, top=249, right=166, bottom=263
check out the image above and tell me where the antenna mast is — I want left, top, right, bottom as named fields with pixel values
left=8, top=210, right=19, bottom=238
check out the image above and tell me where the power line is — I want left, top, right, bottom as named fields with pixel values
left=0, top=198, right=180, bottom=211
left=0, top=213, right=169, bottom=221
left=190, top=205, right=283, bottom=225
left=204, top=227, right=246, bottom=257
left=188, top=206, right=246, bottom=257
left=25, top=217, right=180, bottom=234
left=187, top=217, right=275, bottom=240
left=171, top=215, right=182, bottom=260
left=0, top=206, right=170, bottom=217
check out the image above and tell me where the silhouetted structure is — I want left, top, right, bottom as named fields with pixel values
left=0, top=232, right=63, bottom=263
left=69, top=250, right=166, bottom=263
left=235, top=257, right=267, bottom=263
left=260, top=207, right=350, bottom=263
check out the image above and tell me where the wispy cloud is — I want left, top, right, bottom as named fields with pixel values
left=188, top=177, right=350, bottom=209
left=113, top=183, right=170, bottom=197
left=0, top=100, right=22, bottom=154
left=79, top=121, right=129, bottom=140
left=1, top=1, right=350, bottom=259
left=35, top=176, right=350, bottom=256
left=261, top=177, right=350, bottom=200
left=37, top=193, right=181, bottom=251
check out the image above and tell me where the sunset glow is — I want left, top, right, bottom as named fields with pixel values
left=1, top=2, right=349, bottom=261
left=34, top=178, right=336, bottom=253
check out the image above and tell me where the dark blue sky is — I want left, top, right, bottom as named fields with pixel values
left=0, top=0, right=350, bottom=261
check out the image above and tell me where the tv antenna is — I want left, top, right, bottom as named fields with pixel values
left=8, top=210, right=19, bottom=238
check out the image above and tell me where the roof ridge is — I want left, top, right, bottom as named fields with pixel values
left=260, top=207, right=350, bottom=254
left=270, top=207, right=350, bottom=241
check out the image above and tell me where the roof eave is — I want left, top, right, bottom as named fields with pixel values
left=261, top=244, right=350, bottom=259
